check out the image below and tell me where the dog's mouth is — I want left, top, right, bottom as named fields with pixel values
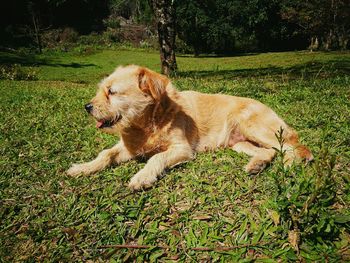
left=96, top=115, right=122, bottom=128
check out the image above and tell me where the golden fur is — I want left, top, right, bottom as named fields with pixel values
left=67, top=65, right=313, bottom=190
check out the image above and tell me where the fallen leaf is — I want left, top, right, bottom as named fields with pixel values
left=288, top=230, right=300, bottom=251
left=192, top=214, right=212, bottom=221
left=268, top=210, right=280, bottom=226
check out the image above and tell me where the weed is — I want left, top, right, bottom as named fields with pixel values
left=268, top=129, right=350, bottom=260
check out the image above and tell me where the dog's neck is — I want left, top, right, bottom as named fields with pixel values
left=128, top=95, right=180, bottom=130
left=117, top=93, right=180, bottom=156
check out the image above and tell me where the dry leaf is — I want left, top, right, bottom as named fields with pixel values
left=192, top=214, right=212, bottom=221
left=158, top=224, right=169, bottom=231
left=173, top=200, right=191, bottom=212
left=268, top=210, right=280, bottom=226
left=288, top=230, right=300, bottom=251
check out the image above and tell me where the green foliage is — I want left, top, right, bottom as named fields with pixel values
left=269, top=129, right=350, bottom=253
left=176, top=0, right=293, bottom=54
left=176, top=0, right=236, bottom=54
left=280, top=0, right=350, bottom=50
left=107, top=0, right=153, bottom=23
left=2, top=0, right=349, bottom=53
left=0, top=48, right=349, bottom=261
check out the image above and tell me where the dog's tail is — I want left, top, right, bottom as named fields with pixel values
left=283, top=130, right=313, bottom=166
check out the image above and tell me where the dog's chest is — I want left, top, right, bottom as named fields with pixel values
left=122, top=128, right=170, bottom=157
left=143, top=132, right=169, bottom=155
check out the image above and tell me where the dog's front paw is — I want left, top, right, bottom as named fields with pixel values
left=66, top=163, right=90, bottom=177
left=128, top=172, right=157, bottom=191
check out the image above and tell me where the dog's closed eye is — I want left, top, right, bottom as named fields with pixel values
left=108, top=88, right=115, bottom=95
left=108, top=88, right=127, bottom=97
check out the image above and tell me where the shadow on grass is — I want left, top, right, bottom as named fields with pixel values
left=177, top=58, right=350, bottom=79
left=0, top=51, right=97, bottom=68
left=177, top=52, right=260, bottom=58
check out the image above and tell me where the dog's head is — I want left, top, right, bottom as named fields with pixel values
left=85, top=65, right=169, bottom=132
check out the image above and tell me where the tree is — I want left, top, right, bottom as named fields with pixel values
left=280, top=0, right=350, bottom=50
left=150, top=0, right=177, bottom=75
left=176, top=0, right=210, bottom=56
left=176, top=0, right=237, bottom=55
left=27, top=1, right=43, bottom=53
left=176, top=0, right=286, bottom=55
left=107, top=0, right=153, bottom=23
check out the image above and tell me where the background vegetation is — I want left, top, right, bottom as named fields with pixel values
left=1, top=0, right=349, bottom=54
left=0, top=48, right=349, bottom=261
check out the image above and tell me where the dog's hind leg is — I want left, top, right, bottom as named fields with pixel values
left=232, top=141, right=276, bottom=174
left=237, top=107, right=313, bottom=167
left=240, top=125, right=313, bottom=167
left=67, top=141, right=133, bottom=176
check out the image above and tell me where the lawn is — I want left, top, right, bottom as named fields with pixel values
left=1, top=48, right=349, bottom=262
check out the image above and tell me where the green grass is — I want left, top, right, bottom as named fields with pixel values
left=1, top=48, right=350, bottom=262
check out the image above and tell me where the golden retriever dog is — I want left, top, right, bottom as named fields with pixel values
left=67, top=65, right=313, bottom=190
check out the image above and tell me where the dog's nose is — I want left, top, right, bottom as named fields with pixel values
left=85, top=103, right=93, bottom=113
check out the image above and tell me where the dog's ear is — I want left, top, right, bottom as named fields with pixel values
left=138, top=68, right=169, bottom=101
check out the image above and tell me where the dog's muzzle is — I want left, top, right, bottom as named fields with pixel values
left=85, top=103, right=93, bottom=113
left=96, top=114, right=122, bottom=128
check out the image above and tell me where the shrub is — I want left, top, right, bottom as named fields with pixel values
left=60, top=27, right=79, bottom=43
left=0, top=64, right=38, bottom=80
left=102, top=28, right=122, bottom=44
left=103, top=15, right=121, bottom=29
left=78, top=34, right=101, bottom=46
left=175, top=37, right=194, bottom=54
left=41, top=29, right=62, bottom=49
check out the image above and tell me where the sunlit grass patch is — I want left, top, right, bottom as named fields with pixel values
left=0, top=49, right=349, bottom=261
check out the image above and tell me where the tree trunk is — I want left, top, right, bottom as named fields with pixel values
left=151, top=0, right=177, bottom=76
left=338, top=33, right=349, bottom=50
left=309, top=36, right=319, bottom=51
left=32, top=13, right=42, bottom=53
left=28, top=1, right=42, bottom=53
left=323, top=30, right=334, bottom=50
left=194, top=47, right=200, bottom=57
